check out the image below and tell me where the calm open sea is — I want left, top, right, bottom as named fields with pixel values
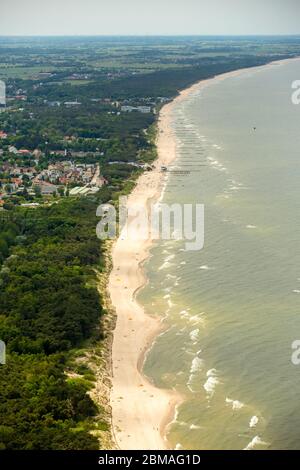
left=138, top=59, right=300, bottom=450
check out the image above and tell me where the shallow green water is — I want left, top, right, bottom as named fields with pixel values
left=138, top=60, right=300, bottom=450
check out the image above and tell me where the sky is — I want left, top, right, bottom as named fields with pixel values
left=0, top=0, right=300, bottom=36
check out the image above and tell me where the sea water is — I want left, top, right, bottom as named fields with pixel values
left=138, top=59, right=300, bottom=450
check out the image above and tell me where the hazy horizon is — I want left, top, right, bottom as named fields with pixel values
left=0, top=0, right=300, bottom=36
left=1, top=34, right=300, bottom=37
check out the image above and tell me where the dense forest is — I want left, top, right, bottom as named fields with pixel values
left=0, top=195, right=112, bottom=449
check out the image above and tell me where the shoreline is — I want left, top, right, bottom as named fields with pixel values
left=108, top=55, right=300, bottom=450
left=108, top=95, right=181, bottom=450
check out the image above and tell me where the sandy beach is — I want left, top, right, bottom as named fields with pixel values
left=108, top=96, right=180, bottom=450
left=108, top=56, right=299, bottom=450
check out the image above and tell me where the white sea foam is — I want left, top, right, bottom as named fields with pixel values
left=199, top=265, right=211, bottom=270
left=293, top=289, right=300, bottom=293
left=158, top=261, right=172, bottom=270
left=246, top=225, right=257, bottom=229
left=204, top=377, right=219, bottom=396
left=189, top=313, right=205, bottom=326
left=173, top=404, right=180, bottom=423
left=163, top=294, right=175, bottom=308
left=191, top=356, right=204, bottom=374
left=244, top=436, right=268, bottom=450
left=207, top=368, right=218, bottom=377
left=225, top=397, right=245, bottom=410
left=184, top=348, right=196, bottom=356
left=187, top=356, right=205, bottom=392
left=166, top=274, right=177, bottom=280
left=189, top=328, right=200, bottom=343
left=165, top=254, right=175, bottom=263
left=175, top=330, right=184, bottom=336
left=203, top=369, right=219, bottom=396
left=190, top=424, right=202, bottom=430
left=249, top=415, right=259, bottom=428
left=163, top=287, right=173, bottom=293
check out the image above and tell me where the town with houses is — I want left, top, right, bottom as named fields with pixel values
left=0, top=78, right=167, bottom=209
left=0, top=131, right=109, bottom=207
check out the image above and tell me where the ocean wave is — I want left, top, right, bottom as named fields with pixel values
left=225, top=397, right=245, bottom=410
left=165, top=254, right=175, bottom=262
left=190, top=424, right=202, bottom=430
left=187, top=355, right=205, bottom=392
left=244, top=435, right=268, bottom=450
left=190, top=356, right=204, bottom=374
left=249, top=415, right=259, bottom=428
left=180, top=309, right=189, bottom=315
left=163, top=287, right=173, bottom=293
left=175, top=329, right=185, bottom=336
left=168, top=299, right=174, bottom=308
left=163, top=293, right=175, bottom=308
left=188, top=313, right=206, bottom=326
left=207, top=368, right=218, bottom=377
left=158, top=261, right=172, bottom=270
left=189, top=328, right=200, bottom=343
left=203, top=369, right=220, bottom=397
left=166, top=273, right=177, bottom=280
